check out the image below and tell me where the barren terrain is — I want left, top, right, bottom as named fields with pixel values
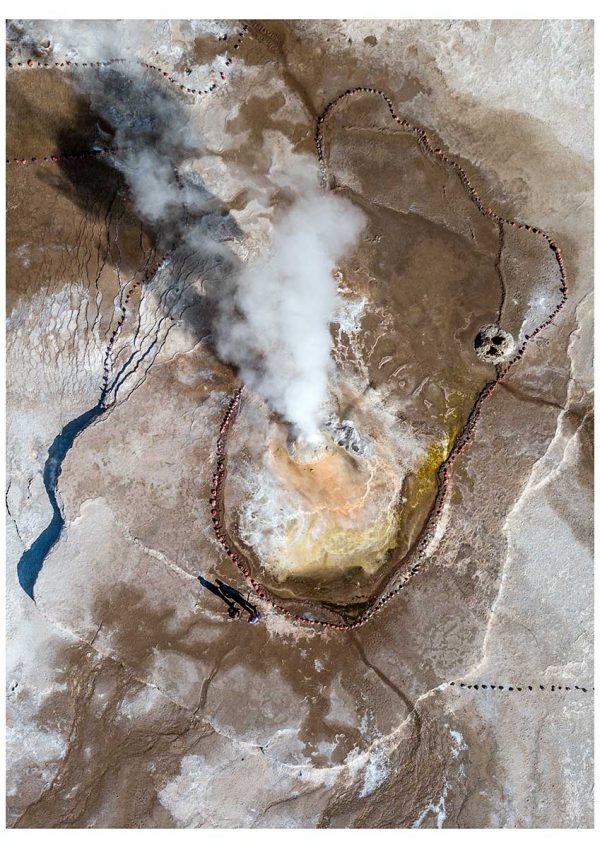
left=6, top=19, right=593, bottom=828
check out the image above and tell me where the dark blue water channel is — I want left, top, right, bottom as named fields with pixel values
left=17, top=403, right=105, bottom=599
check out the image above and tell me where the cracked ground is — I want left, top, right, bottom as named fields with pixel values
left=5, top=19, right=593, bottom=827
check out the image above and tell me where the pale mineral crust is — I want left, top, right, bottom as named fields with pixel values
left=6, top=19, right=593, bottom=828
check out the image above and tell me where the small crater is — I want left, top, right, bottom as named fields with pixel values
left=474, top=324, right=515, bottom=363
left=323, top=417, right=373, bottom=457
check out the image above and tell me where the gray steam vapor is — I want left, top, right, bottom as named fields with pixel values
left=10, top=21, right=365, bottom=439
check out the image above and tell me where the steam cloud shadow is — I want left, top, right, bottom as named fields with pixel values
left=46, top=64, right=247, bottom=365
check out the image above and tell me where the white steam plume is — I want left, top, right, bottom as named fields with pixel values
left=216, top=185, right=364, bottom=441
left=10, top=21, right=365, bottom=440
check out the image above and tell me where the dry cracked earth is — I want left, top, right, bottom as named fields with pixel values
left=5, top=19, right=594, bottom=828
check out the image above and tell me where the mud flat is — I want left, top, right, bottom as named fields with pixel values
left=6, top=19, right=593, bottom=828
left=218, top=86, right=566, bottom=623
